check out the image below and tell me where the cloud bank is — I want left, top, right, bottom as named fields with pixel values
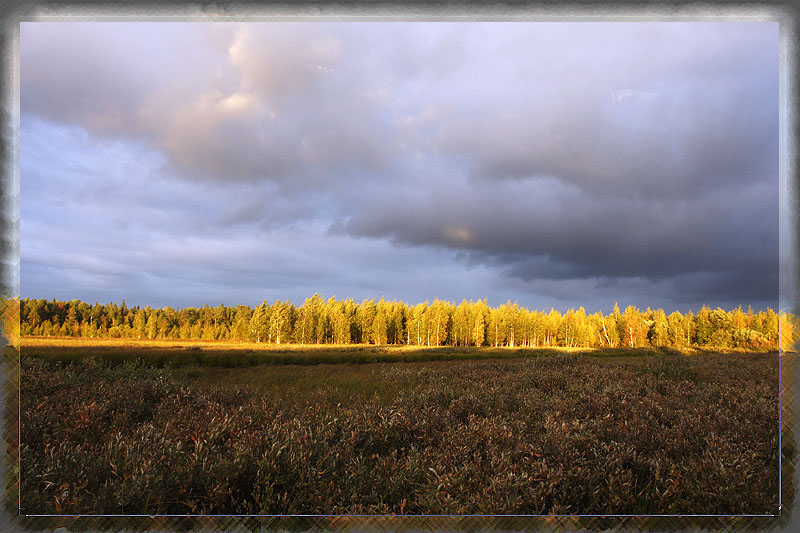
left=20, top=21, right=780, bottom=311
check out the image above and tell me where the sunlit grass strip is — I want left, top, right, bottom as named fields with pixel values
left=22, top=344, right=586, bottom=368
left=21, top=339, right=777, bottom=369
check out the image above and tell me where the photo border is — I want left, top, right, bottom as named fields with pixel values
left=2, top=1, right=797, bottom=530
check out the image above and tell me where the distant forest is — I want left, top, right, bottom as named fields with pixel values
left=19, top=297, right=796, bottom=351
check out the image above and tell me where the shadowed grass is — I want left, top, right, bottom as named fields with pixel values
left=18, top=351, right=781, bottom=515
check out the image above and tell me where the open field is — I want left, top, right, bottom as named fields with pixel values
left=16, top=342, right=785, bottom=515
left=20, top=335, right=771, bottom=368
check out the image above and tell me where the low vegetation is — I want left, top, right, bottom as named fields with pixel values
left=19, top=348, right=781, bottom=515
left=22, top=336, right=733, bottom=369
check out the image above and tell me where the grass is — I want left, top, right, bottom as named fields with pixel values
left=16, top=343, right=783, bottom=516
left=175, top=362, right=411, bottom=405
left=20, top=336, right=766, bottom=369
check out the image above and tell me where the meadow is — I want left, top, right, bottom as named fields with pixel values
left=15, top=338, right=786, bottom=516
left=20, top=335, right=771, bottom=367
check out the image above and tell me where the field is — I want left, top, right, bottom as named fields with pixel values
left=20, top=335, right=771, bottom=367
left=16, top=338, right=786, bottom=516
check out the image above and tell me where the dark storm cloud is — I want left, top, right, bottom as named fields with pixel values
left=20, top=22, right=781, bottom=311
left=343, top=176, right=776, bottom=276
left=341, top=22, right=779, bottom=306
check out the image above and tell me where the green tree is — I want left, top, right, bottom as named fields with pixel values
left=452, top=300, right=470, bottom=346
left=145, top=311, right=158, bottom=340
left=331, top=299, right=352, bottom=345
left=544, top=309, right=561, bottom=347
left=372, top=307, right=388, bottom=345
left=409, top=302, right=428, bottom=346
left=648, top=309, right=669, bottom=347
left=269, top=300, right=292, bottom=345
left=501, top=301, right=521, bottom=347
left=231, top=306, right=252, bottom=341
left=557, top=309, right=576, bottom=347
left=694, top=306, right=713, bottom=346
left=356, top=299, right=376, bottom=344
left=471, top=303, right=486, bottom=347
left=666, top=311, right=685, bottom=348
left=429, top=299, right=451, bottom=347
left=762, top=309, right=779, bottom=347
left=133, top=309, right=147, bottom=339
left=250, top=301, right=270, bottom=343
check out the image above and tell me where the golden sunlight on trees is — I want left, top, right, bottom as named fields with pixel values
left=17, top=297, right=797, bottom=351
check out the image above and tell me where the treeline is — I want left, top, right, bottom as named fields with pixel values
left=19, top=296, right=796, bottom=351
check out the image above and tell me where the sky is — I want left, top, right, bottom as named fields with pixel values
left=19, top=21, right=783, bottom=313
